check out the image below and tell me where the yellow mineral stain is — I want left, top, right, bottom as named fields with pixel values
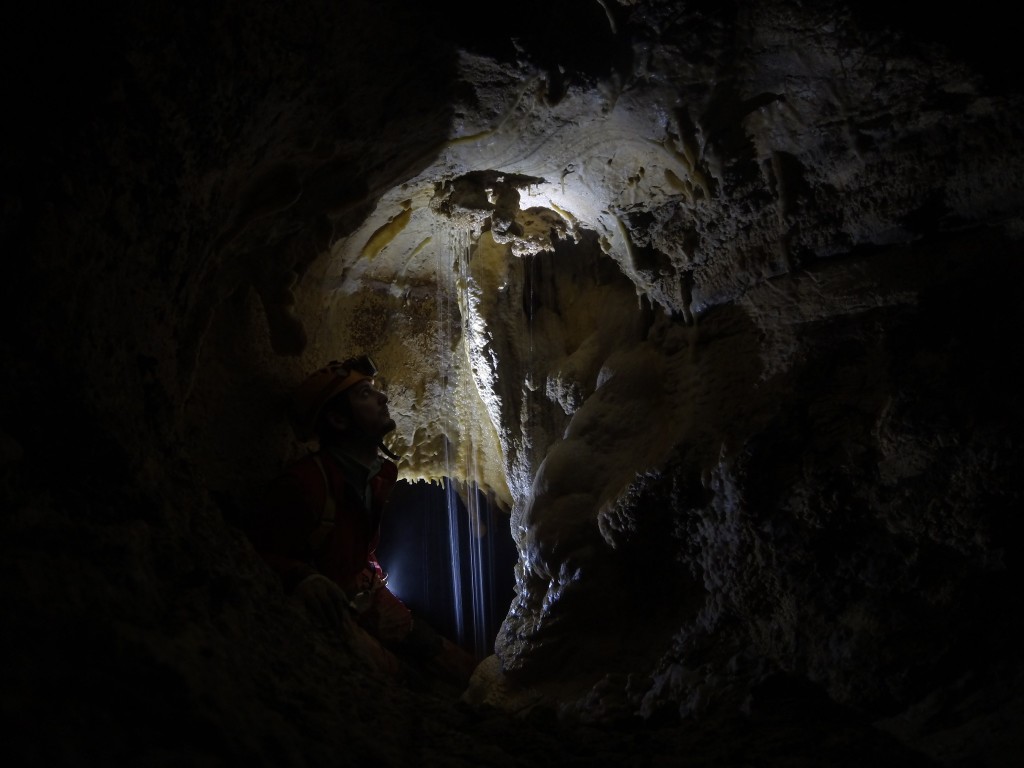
left=410, top=236, right=432, bottom=257
left=549, top=202, right=578, bottom=225
left=360, top=207, right=412, bottom=260
left=446, top=129, right=495, bottom=147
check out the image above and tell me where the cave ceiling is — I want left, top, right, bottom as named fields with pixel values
left=240, top=0, right=1024, bottom=521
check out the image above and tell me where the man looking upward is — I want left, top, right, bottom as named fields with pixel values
left=246, top=356, right=476, bottom=691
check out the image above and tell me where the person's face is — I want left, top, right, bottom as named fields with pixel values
left=343, top=378, right=395, bottom=439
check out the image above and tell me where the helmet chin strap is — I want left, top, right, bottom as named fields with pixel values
left=378, top=441, right=401, bottom=461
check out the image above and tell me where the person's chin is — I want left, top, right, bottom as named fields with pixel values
left=383, top=418, right=397, bottom=434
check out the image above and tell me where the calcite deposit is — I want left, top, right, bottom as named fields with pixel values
left=3, top=1, right=1022, bottom=765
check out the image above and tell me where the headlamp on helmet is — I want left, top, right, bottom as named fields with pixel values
left=289, top=355, right=379, bottom=441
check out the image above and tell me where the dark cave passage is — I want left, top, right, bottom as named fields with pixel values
left=378, top=479, right=518, bottom=661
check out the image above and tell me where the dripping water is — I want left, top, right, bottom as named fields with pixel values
left=437, top=224, right=500, bottom=660
left=375, top=225, right=515, bottom=661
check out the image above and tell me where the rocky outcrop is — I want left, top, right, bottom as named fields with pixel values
left=2, top=1, right=1022, bottom=765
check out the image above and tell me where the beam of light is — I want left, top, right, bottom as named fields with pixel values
left=433, top=224, right=503, bottom=660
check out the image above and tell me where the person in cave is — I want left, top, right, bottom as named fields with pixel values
left=245, top=355, right=477, bottom=692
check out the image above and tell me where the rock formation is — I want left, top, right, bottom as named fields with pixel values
left=3, top=1, right=1022, bottom=765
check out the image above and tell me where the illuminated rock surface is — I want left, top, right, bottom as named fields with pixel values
left=3, top=1, right=1023, bottom=765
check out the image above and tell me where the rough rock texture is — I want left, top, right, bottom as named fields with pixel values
left=3, top=1, right=1023, bottom=766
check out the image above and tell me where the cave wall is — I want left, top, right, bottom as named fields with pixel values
left=3, top=1, right=1024, bottom=766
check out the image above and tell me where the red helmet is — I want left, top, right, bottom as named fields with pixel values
left=289, top=356, right=377, bottom=441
